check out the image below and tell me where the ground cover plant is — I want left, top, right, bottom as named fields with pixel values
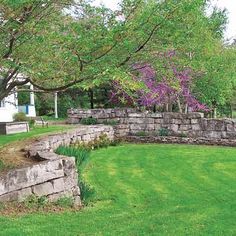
left=0, top=144, right=235, bottom=235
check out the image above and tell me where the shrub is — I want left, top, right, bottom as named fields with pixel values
left=29, top=119, right=36, bottom=128
left=56, top=197, right=74, bottom=208
left=73, top=133, right=114, bottom=150
left=135, top=131, right=148, bottom=136
left=24, top=195, right=48, bottom=209
left=56, top=146, right=90, bottom=169
left=179, top=132, right=187, bottom=138
left=13, top=112, right=28, bottom=122
left=80, top=117, right=97, bottom=125
left=158, top=128, right=169, bottom=136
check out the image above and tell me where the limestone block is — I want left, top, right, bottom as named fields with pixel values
left=154, top=119, right=163, bottom=124
left=214, top=120, right=225, bottom=131
left=128, top=113, right=145, bottom=118
left=37, top=151, right=60, bottom=161
left=62, top=157, right=76, bottom=176
left=191, top=124, right=201, bottom=131
left=191, top=119, right=199, bottom=124
left=226, top=123, right=235, bottom=132
left=145, top=124, right=155, bottom=131
left=179, top=125, right=191, bottom=131
left=148, top=113, right=163, bottom=118
left=33, top=182, right=54, bottom=197
left=186, top=113, right=204, bottom=118
left=170, top=124, right=179, bottom=133
left=0, top=187, right=32, bottom=202
left=52, top=178, right=65, bottom=193
left=224, top=132, right=236, bottom=139
left=130, top=124, right=147, bottom=131
left=202, top=131, right=221, bottom=139
left=48, top=190, right=74, bottom=202
left=154, top=124, right=161, bottom=130
left=170, top=119, right=182, bottom=125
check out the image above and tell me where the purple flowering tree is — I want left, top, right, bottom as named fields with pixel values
left=110, top=51, right=208, bottom=113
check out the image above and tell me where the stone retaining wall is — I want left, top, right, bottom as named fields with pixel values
left=0, top=122, right=29, bottom=135
left=68, top=109, right=236, bottom=140
left=0, top=125, right=114, bottom=204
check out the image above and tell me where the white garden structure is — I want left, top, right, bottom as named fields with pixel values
left=0, top=83, right=36, bottom=122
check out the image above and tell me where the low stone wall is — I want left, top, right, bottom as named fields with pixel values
left=68, top=108, right=236, bottom=140
left=68, top=108, right=137, bottom=124
left=0, top=125, right=114, bottom=204
left=125, top=135, right=236, bottom=147
left=0, top=122, right=29, bottom=135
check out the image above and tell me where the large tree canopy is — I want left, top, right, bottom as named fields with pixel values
left=0, top=0, right=235, bottom=113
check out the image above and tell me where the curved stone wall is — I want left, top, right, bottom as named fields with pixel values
left=68, top=109, right=236, bottom=140
left=0, top=125, right=114, bottom=203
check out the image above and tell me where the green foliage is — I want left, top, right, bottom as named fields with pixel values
left=158, top=128, right=169, bottom=136
left=179, top=132, right=188, bottom=138
left=73, top=133, right=113, bottom=150
left=56, top=145, right=92, bottom=203
left=56, top=146, right=90, bottom=169
left=80, top=117, right=98, bottom=125
left=135, top=131, right=148, bottom=137
left=13, top=112, right=28, bottom=122
left=56, top=197, right=74, bottom=208
left=1, top=144, right=235, bottom=234
left=24, top=195, right=48, bottom=209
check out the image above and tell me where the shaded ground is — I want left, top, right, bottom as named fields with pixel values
left=0, top=125, right=76, bottom=172
left=0, top=140, right=37, bottom=172
left=0, top=144, right=235, bottom=235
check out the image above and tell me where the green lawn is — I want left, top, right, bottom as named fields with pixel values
left=0, top=144, right=235, bottom=235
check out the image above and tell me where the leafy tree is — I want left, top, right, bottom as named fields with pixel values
left=0, top=0, right=183, bottom=101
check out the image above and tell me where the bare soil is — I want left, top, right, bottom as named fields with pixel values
left=0, top=139, right=38, bottom=173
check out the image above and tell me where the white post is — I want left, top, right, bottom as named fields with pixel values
left=54, top=92, right=58, bottom=119
left=30, top=84, right=35, bottom=105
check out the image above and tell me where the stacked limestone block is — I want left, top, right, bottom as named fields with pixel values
left=0, top=125, right=114, bottom=204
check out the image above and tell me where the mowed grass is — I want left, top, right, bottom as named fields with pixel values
left=0, top=144, right=236, bottom=235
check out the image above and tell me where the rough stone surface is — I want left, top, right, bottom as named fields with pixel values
left=0, top=125, right=114, bottom=204
left=68, top=108, right=236, bottom=140
left=0, top=122, right=29, bottom=135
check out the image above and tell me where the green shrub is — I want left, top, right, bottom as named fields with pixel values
left=179, top=132, right=187, bottom=138
left=56, top=197, right=74, bottom=208
left=73, top=133, right=117, bottom=150
left=13, top=112, right=28, bottom=122
left=80, top=117, right=97, bottom=125
left=158, top=128, right=169, bottom=136
left=29, top=119, right=36, bottom=128
left=135, top=131, right=148, bottom=136
left=24, top=195, right=48, bottom=209
left=56, top=146, right=90, bottom=169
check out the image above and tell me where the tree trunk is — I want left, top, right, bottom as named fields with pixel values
left=89, top=89, right=94, bottom=109
left=177, top=98, right=182, bottom=113
left=54, top=92, right=58, bottom=119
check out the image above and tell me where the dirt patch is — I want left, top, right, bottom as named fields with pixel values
left=0, top=139, right=39, bottom=173
left=0, top=201, right=82, bottom=217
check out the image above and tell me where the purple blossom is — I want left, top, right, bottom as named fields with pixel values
left=110, top=51, right=209, bottom=112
